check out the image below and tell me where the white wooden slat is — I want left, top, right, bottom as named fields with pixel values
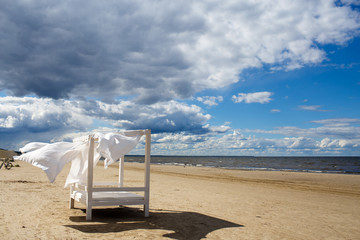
left=122, top=130, right=145, bottom=137
left=93, top=181, right=120, bottom=186
left=92, top=199, right=145, bottom=206
left=92, top=187, right=145, bottom=192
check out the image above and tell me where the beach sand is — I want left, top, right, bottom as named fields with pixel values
left=1, top=161, right=360, bottom=239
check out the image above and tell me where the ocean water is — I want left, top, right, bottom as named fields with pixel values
left=126, top=155, right=360, bottom=174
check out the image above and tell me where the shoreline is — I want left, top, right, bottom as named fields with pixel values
left=149, top=162, right=360, bottom=175
left=125, top=155, right=360, bottom=175
left=1, top=160, right=360, bottom=239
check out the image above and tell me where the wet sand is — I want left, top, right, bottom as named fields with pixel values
left=1, top=161, right=360, bottom=239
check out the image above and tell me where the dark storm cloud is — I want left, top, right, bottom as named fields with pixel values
left=0, top=97, right=214, bottom=149
left=77, top=99, right=211, bottom=134
left=1, top=1, right=360, bottom=104
left=0, top=1, right=200, bottom=102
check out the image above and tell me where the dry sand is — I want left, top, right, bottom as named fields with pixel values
left=1, top=160, right=360, bottom=239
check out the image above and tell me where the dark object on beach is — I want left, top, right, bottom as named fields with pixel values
left=0, top=158, right=13, bottom=170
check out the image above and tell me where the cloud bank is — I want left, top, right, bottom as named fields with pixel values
left=0, top=96, right=221, bottom=149
left=1, top=0, right=359, bottom=103
left=1, top=96, right=359, bottom=155
left=152, top=119, right=360, bottom=156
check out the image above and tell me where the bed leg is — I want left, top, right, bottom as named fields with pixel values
left=86, top=206, right=92, bottom=221
left=69, top=198, right=74, bottom=209
left=144, top=204, right=149, bottom=217
left=69, top=184, right=75, bottom=209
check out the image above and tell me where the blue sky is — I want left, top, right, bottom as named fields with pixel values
left=1, top=0, right=360, bottom=156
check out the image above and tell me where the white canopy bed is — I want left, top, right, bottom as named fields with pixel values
left=15, top=129, right=151, bottom=221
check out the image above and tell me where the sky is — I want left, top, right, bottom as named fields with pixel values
left=1, top=0, right=360, bottom=156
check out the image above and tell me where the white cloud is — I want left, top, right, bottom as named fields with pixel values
left=244, top=118, right=360, bottom=140
left=2, top=96, right=359, bottom=155
left=60, top=117, right=360, bottom=155
left=51, top=120, right=360, bottom=155
left=96, top=100, right=214, bottom=134
left=341, top=0, right=360, bottom=6
left=271, top=109, right=281, bottom=113
left=0, top=96, right=225, bottom=150
left=208, top=124, right=231, bottom=133
left=196, top=96, right=223, bottom=106
left=232, top=92, right=273, bottom=104
left=298, top=105, right=329, bottom=111
left=312, top=118, right=360, bottom=126
left=0, top=96, right=91, bottom=132
left=149, top=129, right=360, bottom=156
left=0, top=1, right=359, bottom=102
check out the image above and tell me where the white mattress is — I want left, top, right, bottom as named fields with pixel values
left=72, top=190, right=145, bottom=206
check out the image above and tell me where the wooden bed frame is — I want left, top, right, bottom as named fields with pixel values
left=69, top=129, right=151, bottom=221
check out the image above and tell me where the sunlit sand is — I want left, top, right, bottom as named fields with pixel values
left=1, top=161, right=360, bottom=239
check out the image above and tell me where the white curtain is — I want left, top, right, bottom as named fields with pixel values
left=14, top=132, right=142, bottom=187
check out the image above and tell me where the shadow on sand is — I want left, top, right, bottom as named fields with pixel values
left=65, top=207, right=243, bottom=239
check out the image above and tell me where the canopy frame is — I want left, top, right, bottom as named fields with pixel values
left=69, top=129, right=151, bottom=221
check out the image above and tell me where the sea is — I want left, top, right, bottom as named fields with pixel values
left=126, top=155, right=360, bottom=174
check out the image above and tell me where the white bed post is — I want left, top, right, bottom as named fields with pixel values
left=144, top=129, right=151, bottom=217
left=119, top=155, right=124, bottom=187
left=69, top=184, right=75, bottom=209
left=86, top=135, right=95, bottom=221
